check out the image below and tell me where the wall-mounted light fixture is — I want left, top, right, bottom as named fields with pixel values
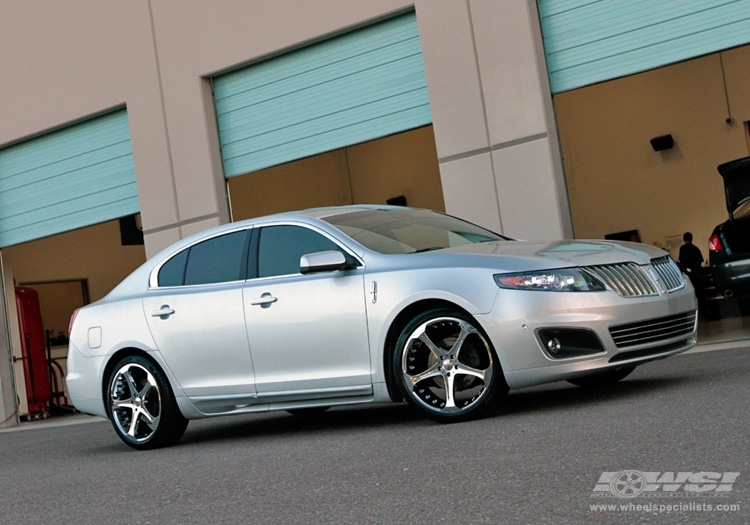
left=650, top=134, right=674, bottom=151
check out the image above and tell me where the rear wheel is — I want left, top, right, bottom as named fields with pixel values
left=106, top=355, right=188, bottom=450
left=566, top=366, right=636, bottom=388
left=394, top=308, right=507, bottom=423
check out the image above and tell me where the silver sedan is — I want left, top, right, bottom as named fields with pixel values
left=67, top=206, right=697, bottom=449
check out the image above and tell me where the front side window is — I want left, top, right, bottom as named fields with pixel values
left=257, top=225, right=340, bottom=278
left=157, top=230, right=249, bottom=286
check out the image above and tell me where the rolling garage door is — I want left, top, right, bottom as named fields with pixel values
left=0, top=109, right=138, bottom=248
left=538, top=0, right=750, bottom=93
left=213, top=11, right=432, bottom=177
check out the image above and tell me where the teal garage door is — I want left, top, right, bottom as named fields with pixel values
left=538, top=0, right=750, bottom=93
left=0, top=109, right=139, bottom=248
left=214, top=11, right=432, bottom=177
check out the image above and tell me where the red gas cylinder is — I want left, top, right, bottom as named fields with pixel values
left=15, top=287, right=51, bottom=419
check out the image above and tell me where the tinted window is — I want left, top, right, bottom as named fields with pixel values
left=323, top=208, right=506, bottom=254
left=158, top=250, right=188, bottom=287
left=181, top=230, right=248, bottom=286
left=258, top=226, right=340, bottom=278
left=159, top=232, right=248, bottom=287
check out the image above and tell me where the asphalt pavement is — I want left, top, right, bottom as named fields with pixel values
left=0, top=342, right=747, bottom=524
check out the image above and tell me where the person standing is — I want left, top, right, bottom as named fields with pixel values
left=678, top=232, right=706, bottom=316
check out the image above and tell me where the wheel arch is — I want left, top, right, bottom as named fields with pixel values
left=383, top=298, right=477, bottom=402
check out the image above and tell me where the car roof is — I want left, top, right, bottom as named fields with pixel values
left=152, top=205, right=428, bottom=260
left=282, top=204, right=416, bottom=220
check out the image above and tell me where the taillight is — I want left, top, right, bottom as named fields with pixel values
left=68, top=309, right=80, bottom=338
left=708, top=234, right=723, bottom=252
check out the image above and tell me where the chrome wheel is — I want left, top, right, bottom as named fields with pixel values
left=106, top=355, right=188, bottom=449
left=110, top=362, right=162, bottom=444
left=396, top=310, right=505, bottom=422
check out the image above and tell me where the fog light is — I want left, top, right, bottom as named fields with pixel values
left=538, top=328, right=605, bottom=359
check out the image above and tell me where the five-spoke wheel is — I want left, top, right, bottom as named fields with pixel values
left=395, top=309, right=506, bottom=422
left=106, top=355, right=187, bottom=450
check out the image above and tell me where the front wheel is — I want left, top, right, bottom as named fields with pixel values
left=106, top=355, right=188, bottom=450
left=394, top=308, right=507, bottom=423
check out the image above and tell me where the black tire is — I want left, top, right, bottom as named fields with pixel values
left=394, top=308, right=507, bottom=423
left=566, top=366, right=636, bottom=388
left=106, top=355, right=188, bottom=450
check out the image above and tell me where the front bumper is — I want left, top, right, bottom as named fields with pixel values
left=479, top=283, right=697, bottom=389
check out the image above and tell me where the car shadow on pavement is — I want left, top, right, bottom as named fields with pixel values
left=176, top=376, right=688, bottom=447
left=178, top=402, right=421, bottom=446
left=496, top=376, right=688, bottom=418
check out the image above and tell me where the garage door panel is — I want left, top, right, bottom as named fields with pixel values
left=1, top=141, right=133, bottom=193
left=3, top=162, right=136, bottom=218
left=214, top=11, right=431, bottom=176
left=0, top=114, right=130, bottom=176
left=539, top=0, right=750, bottom=93
left=220, top=72, right=429, bottom=156
left=218, top=55, right=426, bottom=135
left=0, top=109, right=138, bottom=247
left=224, top=104, right=431, bottom=177
left=3, top=189, right=139, bottom=237
left=215, top=36, right=423, bottom=115
left=214, top=15, right=419, bottom=98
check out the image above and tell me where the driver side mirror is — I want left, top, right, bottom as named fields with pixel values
left=300, top=250, right=349, bottom=274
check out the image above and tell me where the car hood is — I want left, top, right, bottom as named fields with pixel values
left=427, top=239, right=667, bottom=272
left=718, top=156, right=750, bottom=220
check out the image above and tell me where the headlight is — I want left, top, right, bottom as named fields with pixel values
left=494, top=268, right=604, bottom=291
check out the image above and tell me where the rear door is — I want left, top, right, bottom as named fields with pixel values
left=143, top=229, right=257, bottom=410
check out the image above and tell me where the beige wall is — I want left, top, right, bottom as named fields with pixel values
left=0, top=1, right=180, bottom=254
left=555, top=45, right=750, bottom=259
left=0, top=256, right=15, bottom=425
left=1, top=0, right=568, bottom=258
left=0, top=0, right=571, bottom=422
left=418, top=0, right=571, bottom=239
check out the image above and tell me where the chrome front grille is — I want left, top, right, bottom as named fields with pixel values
left=650, top=256, right=684, bottom=291
left=582, top=257, right=685, bottom=297
left=583, top=263, right=658, bottom=297
left=609, top=311, right=697, bottom=348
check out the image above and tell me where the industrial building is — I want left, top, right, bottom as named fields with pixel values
left=1, top=1, right=749, bottom=425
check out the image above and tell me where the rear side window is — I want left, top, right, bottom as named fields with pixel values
left=158, top=250, right=188, bottom=287
left=258, top=225, right=340, bottom=278
left=157, top=230, right=249, bottom=286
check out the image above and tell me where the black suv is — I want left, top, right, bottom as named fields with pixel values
left=709, top=156, right=750, bottom=306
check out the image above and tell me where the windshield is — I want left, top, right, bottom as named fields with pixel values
left=322, top=208, right=509, bottom=254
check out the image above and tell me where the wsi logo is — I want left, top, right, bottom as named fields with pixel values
left=593, top=471, right=740, bottom=498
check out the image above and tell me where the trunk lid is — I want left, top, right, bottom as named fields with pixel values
left=718, top=156, right=750, bottom=222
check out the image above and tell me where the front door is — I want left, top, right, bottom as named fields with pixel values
left=243, top=225, right=371, bottom=402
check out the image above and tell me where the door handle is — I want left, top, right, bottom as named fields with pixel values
left=151, top=305, right=175, bottom=318
left=250, top=293, right=277, bottom=307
